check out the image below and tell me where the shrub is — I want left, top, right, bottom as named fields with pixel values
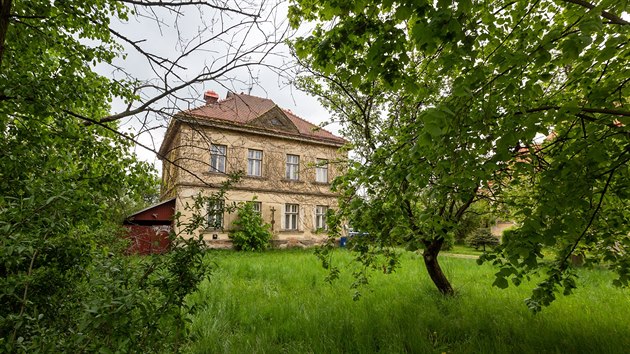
left=466, top=228, right=500, bottom=251
left=229, top=201, right=273, bottom=251
left=454, top=201, right=498, bottom=244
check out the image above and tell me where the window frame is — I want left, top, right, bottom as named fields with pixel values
left=315, top=159, right=329, bottom=183
left=284, top=203, right=299, bottom=230
left=286, top=154, right=300, bottom=180
left=207, top=199, right=224, bottom=229
left=250, top=201, right=262, bottom=214
left=247, top=149, right=263, bottom=177
left=210, top=144, right=227, bottom=173
left=315, top=205, right=328, bottom=230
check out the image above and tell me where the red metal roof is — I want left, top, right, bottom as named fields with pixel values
left=182, top=92, right=346, bottom=145
left=124, top=198, right=175, bottom=224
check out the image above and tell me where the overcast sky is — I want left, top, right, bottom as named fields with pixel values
left=102, top=1, right=335, bottom=173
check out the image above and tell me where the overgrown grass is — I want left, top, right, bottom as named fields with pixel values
left=185, top=249, right=630, bottom=353
left=444, top=244, right=485, bottom=256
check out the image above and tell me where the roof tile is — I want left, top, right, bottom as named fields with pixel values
left=183, top=93, right=346, bottom=144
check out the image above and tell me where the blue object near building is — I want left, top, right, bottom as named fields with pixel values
left=339, top=237, right=347, bottom=247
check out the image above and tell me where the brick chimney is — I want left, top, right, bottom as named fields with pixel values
left=204, top=90, right=219, bottom=105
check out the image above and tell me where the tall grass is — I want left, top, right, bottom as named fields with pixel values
left=185, top=250, right=630, bottom=353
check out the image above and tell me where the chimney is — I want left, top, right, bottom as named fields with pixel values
left=204, top=90, right=219, bottom=105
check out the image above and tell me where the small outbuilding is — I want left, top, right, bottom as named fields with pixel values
left=123, top=198, right=175, bottom=255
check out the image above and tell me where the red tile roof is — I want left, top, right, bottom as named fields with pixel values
left=181, top=92, right=346, bottom=145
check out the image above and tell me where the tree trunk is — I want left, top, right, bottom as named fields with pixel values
left=0, top=0, right=12, bottom=68
left=423, top=238, right=454, bottom=295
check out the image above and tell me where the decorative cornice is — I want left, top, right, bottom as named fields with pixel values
left=175, top=181, right=339, bottom=198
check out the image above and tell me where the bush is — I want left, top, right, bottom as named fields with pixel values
left=229, top=201, right=273, bottom=251
left=466, top=228, right=500, bottom=251
left=0, top=196, right=212, bottom=353
left=455, top=201, right=498, bottom=244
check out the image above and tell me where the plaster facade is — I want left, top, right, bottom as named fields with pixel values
left=159, top=92, right=346, bottom=248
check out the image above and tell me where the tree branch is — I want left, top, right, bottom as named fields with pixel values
left=64, top=109, right=222, bottom=190
left=560, top=167, right=616, bottom=270
left=561, top=0, right=630, bottom=26
left=525, top=105, right=630, bottom=117
left=0, top=0, right=12, bottom=68
left=118, top=0, right=260, bottom=18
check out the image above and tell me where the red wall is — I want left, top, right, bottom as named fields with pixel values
left=125, top=225, right=171, bottom=255
left=124, top=199, right=175, bottom=255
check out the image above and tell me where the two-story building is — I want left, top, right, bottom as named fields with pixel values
left=158, top=91, right=346, bottom=248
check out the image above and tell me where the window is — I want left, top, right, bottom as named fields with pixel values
left=286, top=154, right=299, bottom=180
left=207, top=199, right=224, bottom=229
left=210, top=144, right=227, bottom=173
left=250, top=201, right=262, bottom=214
left=315, top=205, right=328, bottom=230
left=284, top=204, right=299, bottom=230
left=316, top=159, right=328, bottom=183
left=247, top=149, right=263, bottom=177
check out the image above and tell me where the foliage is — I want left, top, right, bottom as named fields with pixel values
left=0, top=0, right=252, bottom=351
left=229, top=199, right=273, bottom=251
left=290, top=0, right=630, bottom=309
left=406, top=233, right=454, bottom=252
left=0, top=115, right=217, bottom=351
left=466, top=228, right=500, bottom=252
left=0, top=105, right=151, bottom=349
left=454, top=201, right=498, bottom=244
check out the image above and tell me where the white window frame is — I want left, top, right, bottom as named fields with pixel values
left=247, top=149, right=263, bottom=177
left=284, top=203, right=299, bottom=230
left=210, top=144, right=227, bottom=173
left=250, top=201, right=262, bottom=214
left=286, top=154, right=299, bottom=180
left=207, top=199, right=224, bottom=229
left=316, top=159, right=328, bottom=183
left=315, top=205, right=328, bottom=230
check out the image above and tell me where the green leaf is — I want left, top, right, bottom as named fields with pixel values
left=493, top=276, right=509, bottom=289
left=426, top=122, right=443, bottom=137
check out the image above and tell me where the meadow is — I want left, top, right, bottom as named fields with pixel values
left=185, top=249, right=630, bottom=353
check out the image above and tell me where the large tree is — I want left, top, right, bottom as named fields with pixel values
left=290, top=0, right=629, bottom=308
left=0, top=0, right=286, bottom=350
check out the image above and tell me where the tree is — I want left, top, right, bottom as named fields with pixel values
left=0, top=0, right=287, bottom=350
left=466, top=228, right=500, bottom=252
left=297, top=67, right=485, bottom=296
left=230, top=199, right=273, bottom=251
left=289, top=0, right=629, bottom=308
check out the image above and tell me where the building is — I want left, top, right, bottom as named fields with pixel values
left=123, top=198, right=175, bottom=254
left=158, top=91, right=346, bottom=248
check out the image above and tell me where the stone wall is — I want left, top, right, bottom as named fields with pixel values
left=162, top=122, right=346, bottom=245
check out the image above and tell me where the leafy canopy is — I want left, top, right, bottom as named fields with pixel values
left=0, top=0, right=233, bottom=351
left=290, top=0, right=630, bottom=310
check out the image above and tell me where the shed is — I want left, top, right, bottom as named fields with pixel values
left=123, top=198, right=176, bottom=255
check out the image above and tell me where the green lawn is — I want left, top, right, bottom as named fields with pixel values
left=443, top=244, right=485, bottom=256
left=185, top=249, right=630, bottom=353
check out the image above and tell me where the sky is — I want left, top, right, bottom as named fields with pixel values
left=102, top=1, right=336, bottom=173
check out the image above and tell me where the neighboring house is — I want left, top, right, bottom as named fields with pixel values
left=490, top=220, right=515, bottom=238
left=158, top=91, right=347, bottom=248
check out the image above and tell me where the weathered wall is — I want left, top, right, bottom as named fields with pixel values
left=171, top=123, right=344, bottom=188
left=163, top=122, right=346, bottom=248
left=491, top=221, right=516, bottom=238
left=174, top=187, right=338, bottom=248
